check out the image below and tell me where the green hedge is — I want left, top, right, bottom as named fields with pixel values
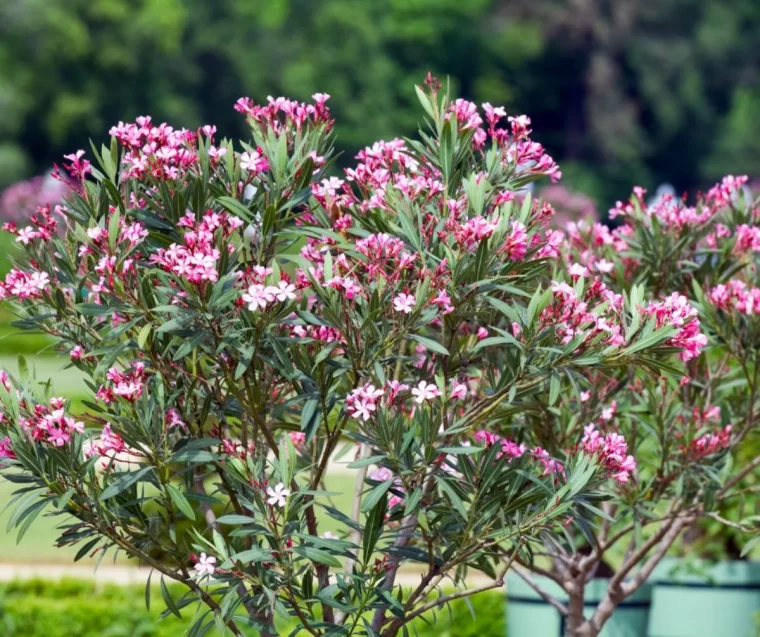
left=0, top=579, right=505, bottom=636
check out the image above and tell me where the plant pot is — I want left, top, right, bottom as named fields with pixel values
left=648, top=558, right=760, bottom=637
left=506, top=572, right=651, bottom=637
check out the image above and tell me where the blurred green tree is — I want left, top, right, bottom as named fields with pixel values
left=0, top=0, right=759, bottom=204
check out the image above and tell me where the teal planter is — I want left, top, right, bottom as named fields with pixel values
left=648, top=558, right=760, bottom=637
left=506, top=573, right=651, bottom=637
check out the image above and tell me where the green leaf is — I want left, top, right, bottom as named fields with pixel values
left=217, top=196, right=253, bottom=222
left=549, top=374, right=561, bottom=406
left=292, top=546, right=342, bottom=568
left=347, top=455, right=386, bottom=469
left=436, top=476, right=469, bottom=520
left=108, top=208, right=121, bottom=249
left=230, top=548, right=273, bottom=564
left=361, top=479, right=393, bottom=513
left=101, top=466, right=153, bottom=501
left=472, top=335, right=522, bottom=353
left=409, top=334, right=449, bottom=356
left=161, top=576, right=182, bottom=619
left=216, top=515, right=258, bottom=525
left=300, top=397, right=320, bottom=440
left=17, top=355, right=28, bottom=383
left=166, top=484, right=195, bottom=520
left=362, top=492, right=386, bottom=564
left=137, top=324, right=152, bottom=348
left=145, top=569, right=152, bottom=611
left=438, top=446, right=484, bottom=455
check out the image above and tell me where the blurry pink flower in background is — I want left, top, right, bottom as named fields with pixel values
left=0, top=172, right=72, bottom=227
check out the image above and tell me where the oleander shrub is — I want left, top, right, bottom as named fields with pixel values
left=0, top=76, right=757, bottom=637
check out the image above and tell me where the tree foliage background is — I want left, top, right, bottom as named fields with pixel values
left=1, top=0, right=759, bottom=205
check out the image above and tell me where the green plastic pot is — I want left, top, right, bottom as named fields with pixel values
left=506, top=573, right=651, bottom=637
left=648, top=558, right=760, bottom=637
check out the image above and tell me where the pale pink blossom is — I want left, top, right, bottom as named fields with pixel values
left=266, top=482, right=291, bottom=508
left=411, top=380, right=440, bottom=404
left=393, top=293, right=416, bottom=314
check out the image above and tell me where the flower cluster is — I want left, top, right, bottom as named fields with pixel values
left=682, top=425, right=732, bottom=461
left=709, top=280, right=760, bottom=315
left=86, top=423, right=127, bottom=458
left=542, top=279, right=625, bottom=347
left=152, top=211, right=243, bottom=285
left=473, top=430, right=526, bottom=460
left=644, top=293, right=707, bottom=362
left=242, top=279, right=297, bottom=312
left=234, top=94, right=333, bottom=136
left=0, top=268, right=50, bottom=300
left=96, top=363, right=147, bottom=403
left=580, top=424, right=636, bottom=484
left=109, top=117, right=206, bottom=181
left=8, top=204, right=59, bottom=245
left=16, top=397, right=84, bottom=448
left=346, top=383, right=386, bottom=421
left=0, top=436, right=15, bottom=463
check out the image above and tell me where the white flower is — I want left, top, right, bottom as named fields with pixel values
left=194, top=552, right=216, bottom=578
left=411, top=380, right=441, bottom=404
left=242, top=284, right=275, bottom=311
left=266, top=482, right=291, bottom=508
left=16, top=226, right=39, bottom=245
left=393, top=293, right=416, bottom=314
left=269, top=281, right=297, bottom=302
left=569, top=263, right=589, bottom=278
left=322, top=531, right=338, bottom=540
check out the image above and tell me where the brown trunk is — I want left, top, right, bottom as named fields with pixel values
left=562, top=579, right=599, bottom=637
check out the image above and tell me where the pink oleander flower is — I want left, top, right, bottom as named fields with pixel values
left=96, top=364, right=146, bottom=403
left=266, top=482, right=291, bottom=508
left=453, top=216, right=496, bottom=251
left=62, top=150, right=92, bottom=181
left=393, top=293, right=416, bottom=314
left=346, top=383, right=385, bottom=421
left=384, top=380, right=409, bottom=403
left=166, top=408, right=186, bottom=429
left=581, top=424, right=636, bottom=484
left=709, top=280, right=760, bottom=315
left=683, top=425, right=732, bottom=461
left=450, top=380, right=468, bottom=400
left=242, top=283, right=275, bottom=311
left=644, top=293, right=707, bottom=362
left=193, top=553, right=216, bottom=578
left=369, top=467, right=393, bottom=482
left=431, top=290, right=455, bottom=314
left=533, top=446, right=564, bottom=476
left=288, top=431, right=306, bottom=450
left=16, top=226, right=40, bottom=245
left=119, top=222, right=149, bottom=247
left=473, top=430, right=501, bottom=447
left=1, top=268, right=50, bottom=300
left=502, top=221, right=528, bottom=261
left=0, top=436, right=15, bottom=464
left=86, top=423, right=127, bottom=458
left=500, top=439, right=526, bottom=460
left=240, top=150, right=269, bottom=175
left=411, top=380, right=440, bottom=404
